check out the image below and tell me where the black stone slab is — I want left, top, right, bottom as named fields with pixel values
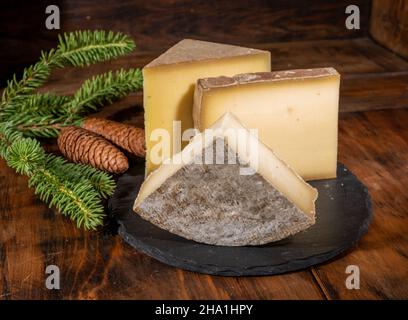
left=109, top=162, right=372, bottom=276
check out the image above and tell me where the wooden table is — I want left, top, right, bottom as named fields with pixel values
left=1, top=37, right=407, bottom=300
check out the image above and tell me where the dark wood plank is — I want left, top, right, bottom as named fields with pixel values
left=61, top=0, right=370, bottom=51
left=312, top=109, right=408, bottom=299
left=341, top=72, right=408, bottom=112
left=0, top=0, right=371, bottom=86
left=267, top=38, right=408, bottom=73
left=370, top=0, right=408, bottom=59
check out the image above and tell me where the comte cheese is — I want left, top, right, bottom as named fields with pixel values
left=134, top=113, right=318, bottom=246
left=143, top=39, right=271, bottom=175
left=193, top=68, right=340, bottom=180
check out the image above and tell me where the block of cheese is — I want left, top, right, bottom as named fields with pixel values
left=134, top=113, right=318, bottom=246
left=193, top=68, right=340, bottom=180
left=143, top=39, right=271, bottom=175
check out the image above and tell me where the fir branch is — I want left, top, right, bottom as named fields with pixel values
left=45, top=154, right=116, bottom=198
left=16, top=93, right=70, bottom=115
left=1, top=93, right=71, bottom=121
left=0, top=124, right=24, bottom=158
left=0, top=30, right=139, bottom=230
left=3, top=93, right=79, bottom=137
left=0, top=125, right=110, bottom=229
left=5, top=137, right=45, bottom=175
left=9, top=113, right=82, bottom=138
left=0, top=133, right=107, bottom=229
left=2, top=68, right=142, bottom=137
left=15, top=117, right=63, bottom=138
left=57, top=30, right=135, bottom=67
left=0, top=30, right=136, bottom=112
left=29, top=169, right=105, bottom=230
left=65, top=68, right=143, bottom=116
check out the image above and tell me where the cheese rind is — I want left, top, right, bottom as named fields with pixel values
left=143, top=39, right=271, bottom=175
left=134, top=113, right=318, bottom=246
left=193, top=68, right=340, bottom=180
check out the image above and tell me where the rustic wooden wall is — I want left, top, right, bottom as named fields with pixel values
left=0, top=0, right=371, bottom=86
left=61, top=0, right=371, bottom=50
left=370, top=0, right=408, bottom=59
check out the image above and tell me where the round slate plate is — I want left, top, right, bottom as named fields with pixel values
left=109, top=162, right=372, bottom=276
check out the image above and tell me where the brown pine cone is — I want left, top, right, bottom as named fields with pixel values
left=82, top=117, right=145, bottom=158
left=58, top=126, right=129, bottom=174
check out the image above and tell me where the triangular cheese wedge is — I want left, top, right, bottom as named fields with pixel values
left=134, top=113, right=318, bottom=246
left=145, top=39, right=269, bottom=67
left=143, top=39, right=271, bottom=175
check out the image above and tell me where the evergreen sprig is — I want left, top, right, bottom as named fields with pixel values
left=6, top=137, right=45, bottom=175
left=0, top=124, right=24, bottom=158
left=0, top=30, right=136, bottom=113
left=0, top=30, right=141, bottom=229
left=2, top=93, right=70, bottom=118
left=67, top=68, right=143, bottom=115
left=0, top=124, right=115, bottom=229
left=44, top=155, right=116, bottom=199
left=10, top=113, right=82, bottom=138
left=57, top=30, right=135, bottom=67
left=29, top=169, right=105, bottom=229
left=2, top=68, right=142, bottom=138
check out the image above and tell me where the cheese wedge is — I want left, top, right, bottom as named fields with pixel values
left=143, top=39, right=271, bottom=175
left=193, top=68, right=340, bottom=180
left=134, top=113, right=318, bottom=246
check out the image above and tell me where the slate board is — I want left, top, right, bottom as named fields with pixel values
left=108, top=162, right=372, bottom=276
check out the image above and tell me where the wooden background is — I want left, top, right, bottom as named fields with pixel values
left=0, top=0, right=372, bottom=85
left=0, top=0, right=407, bottom=299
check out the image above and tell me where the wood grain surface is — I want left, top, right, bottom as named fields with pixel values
left=0, top=0, right=371, bottom=85
left=370, top=0, right=408, bottom=59
left=60, top=0, right=370, bottom=51
left=313, top=110, right=408, bottom=299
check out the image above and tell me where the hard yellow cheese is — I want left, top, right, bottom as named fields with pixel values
left=193, top=68, right=340, bottom=180
left=143, top=39, right=271, bottom=175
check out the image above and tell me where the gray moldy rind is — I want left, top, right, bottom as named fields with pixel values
left=197, top=67, right=340, bottom=90
left=134, top=140, right=314, bottom=246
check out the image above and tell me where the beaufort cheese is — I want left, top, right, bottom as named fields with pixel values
left=193, top=68, right=340, bottom=180
left=143, top=39, right=271, bottom=175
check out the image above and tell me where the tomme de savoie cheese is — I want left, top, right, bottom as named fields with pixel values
left=143, top=39, right=271, bottom=175
left=193, top=68, right=340, bottom=180
left=134, top=113, right=317, bottom=246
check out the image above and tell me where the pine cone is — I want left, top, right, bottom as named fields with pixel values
left=82, top=117, right=145, bottom=158
left=58, top=126, right=129, bottom=174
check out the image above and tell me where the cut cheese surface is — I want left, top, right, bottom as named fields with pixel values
left=134, top=113, right=318, bottom=246
left=143, top=39, right=271, bottom=175
left=193, top=68, right=340, bottom=180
